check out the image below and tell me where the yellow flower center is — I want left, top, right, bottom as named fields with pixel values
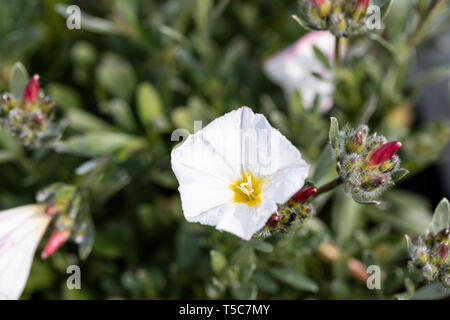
left=230, top=172, right=265, bottom=207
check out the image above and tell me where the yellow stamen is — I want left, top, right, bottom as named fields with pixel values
left=230, top=171, right=265, bottom=207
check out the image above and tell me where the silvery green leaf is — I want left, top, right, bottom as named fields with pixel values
left=9, top=62, right=29, bottom=100
left=245, top=239, right=273, bottom=253
left=57, top=132, right=147, bottom=157
left=312, top=145, right=335, bottom=185
left=329, top=117, right=339, bottom=150
left=431, top=198, right=450, bottom=234
left=392, top=168, right=409, bottom=182
left=210, top=250, right=227, bottom=275
left=269, top=267, right=318, bottom=293
left=395, top=278, right=415, bottom=300
left=137, top=82, right=170, bottom=133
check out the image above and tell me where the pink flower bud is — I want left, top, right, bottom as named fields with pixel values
left=266, top=214, right=280, bottom=228
left=355, top=0, right=370, bottom=9
left=353, top=0, right=370, bottom=19
left=22, top=74, right=40, bottom=104
left=311, top=0, right=330, bottom=18
left=44, top=205, right=57, bottom=217
left=33, top=114, right=44, bottom=126
left=291, top=186, right=318, bottom=203
left=366, top=141, right=402, bottom=167
left=41, top=230, right=70, bottom=259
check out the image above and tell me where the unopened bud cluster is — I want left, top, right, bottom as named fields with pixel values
left=298, top=0, right=373, bottom=37
left=258, top=186, right=317, bottom=238
left=0, top=75, right=56, bottom=148
left=332, top=124, right=403, bottom=203
left=409, top=228, right=450, bottom=288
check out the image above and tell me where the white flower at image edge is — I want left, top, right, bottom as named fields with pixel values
left=171, top=107, right=310, bottom=239
left=0, top=204, right=50, bottom=300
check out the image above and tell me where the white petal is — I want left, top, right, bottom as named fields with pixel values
left=171, top=131, right=236, bottom=220
left=172, top=107, right=310, bottom=239
left=216, top=201, right=277, bottom=240
left=0, top=204, right=50, bottom=300
left=263, top=31, right=336, bottom=112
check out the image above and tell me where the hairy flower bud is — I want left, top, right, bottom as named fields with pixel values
left=23, top=74, right=40, bottom=104
left=1, top=71, right=58, bottom=148
left=331, top=120, right=406, bottom=203
left=311, top=0, right=330, bottom=18
left=32, top=113, right=44, bottom=127
left=366, top=141, right=402, bottom=167
left=409, top=225, right=450, bottom=288
left=361, top=175, right=386, bottom=191
left=266, top=213, right=280, bottom=228
left=353, top=0, right=370, bottom=19
left=291, top=186, right=318, bottom=203
left=439, top=242, right=449, bottom=260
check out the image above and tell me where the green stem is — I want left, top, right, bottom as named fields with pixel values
left=314, top=177, right=343, bottom=197
left=335, top=36, right=341, bottom=67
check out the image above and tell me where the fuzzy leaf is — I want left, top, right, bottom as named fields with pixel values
left=329, top=117, right=339, bottom=150
left=392, top=168, right=409, bottom=182
left=9, top=62, right=29, bottom=100
left=431, top=198, right=450, bottom=234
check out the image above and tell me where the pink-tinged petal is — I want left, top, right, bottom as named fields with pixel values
left=41, top=230, right=70, bottom=259
left=22, top=74, right=40, bottom=104
left=263, top=31, right=336, bottom=112
left=291, top=186, right=317, bottom=203
left=366, top=141, right=402, bottom=167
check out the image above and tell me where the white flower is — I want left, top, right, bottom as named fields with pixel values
left=0, top=204, right=51, bottom=300
left=171, top=107, right=310, bottom=240
left=263, top=31, right=336, bottom=112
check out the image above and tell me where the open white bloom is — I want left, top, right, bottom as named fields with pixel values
left=0, top=204, right=51, bottom=300
left=263, top=31, right=335, bottom=112
left=171, top=107, right=310, bottom=239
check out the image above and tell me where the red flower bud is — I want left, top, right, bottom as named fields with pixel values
left=438, top=242, right=449, bottom=259
left=41, top=229, right=70, bottom=259
left=366, top=141, right=402, bottom=167
left=291, top=186, right=318, bottom=203
left=266, top=214, right=280, bottom=228
left=22, top=74, right=40, bottom=104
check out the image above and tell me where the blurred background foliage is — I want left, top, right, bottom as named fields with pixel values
left=0, top=0, right=449, bottom=299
